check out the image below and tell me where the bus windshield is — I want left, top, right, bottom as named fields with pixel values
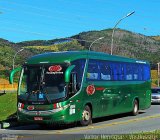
left=18, top=64, right=67, bottom=102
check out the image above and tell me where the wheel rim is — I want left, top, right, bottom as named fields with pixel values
left=82, top=110, right=90, bottom=121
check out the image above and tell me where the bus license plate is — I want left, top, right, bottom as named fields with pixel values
left=34, top=117, right=43, bottom=121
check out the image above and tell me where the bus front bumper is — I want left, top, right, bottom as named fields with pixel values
left=17, top=104, right=71, bottom=124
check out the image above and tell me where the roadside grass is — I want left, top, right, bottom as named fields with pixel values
left=0, top=93, right=17, bottom=121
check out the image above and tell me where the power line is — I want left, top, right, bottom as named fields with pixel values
left=1, top=1, right=114, bottom=19
left=1, top=1, right=160, bottom=40
left=1, top=6, right=160, bottom=35
left=1, top=1, right=160, bottom=23
left=0, top=27, right=52, bottom=37
left=0, top=7, right=108, bottom=27
left=5, top=1, right=159, bottom=20
left=0, top=2, right=116, bottom=24
left=1, top=14, right=159, bottom=33
left=1, top=2, right=160, bottom=31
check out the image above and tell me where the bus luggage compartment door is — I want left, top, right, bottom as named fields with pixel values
left=101, top=88, right=121, bottom=115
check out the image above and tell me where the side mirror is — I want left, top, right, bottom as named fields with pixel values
left=65, top=65, right=75, bottom=83
left=9, top=67, right=22, bottom=84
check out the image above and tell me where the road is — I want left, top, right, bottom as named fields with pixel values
left=0, top=105, right=160, bottom=139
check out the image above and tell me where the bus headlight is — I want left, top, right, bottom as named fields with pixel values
left=18, top=102, right=24, bottom=111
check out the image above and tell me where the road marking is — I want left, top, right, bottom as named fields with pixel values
left=47, top=114, right=160, bottom=134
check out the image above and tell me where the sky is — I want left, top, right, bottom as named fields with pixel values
left=0, top=0, right=160, bottom=42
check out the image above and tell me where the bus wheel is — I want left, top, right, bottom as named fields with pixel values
left=80, top=105, right=92, bottom=126
left=131, top=99, right=139, bottom=116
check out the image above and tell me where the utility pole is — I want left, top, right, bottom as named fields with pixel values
left=158, top=62, right=160, bottom=87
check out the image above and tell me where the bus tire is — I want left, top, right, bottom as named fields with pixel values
left=80, top=105, right=92, bottom=126
left=131, top=99, right=139, bottom=116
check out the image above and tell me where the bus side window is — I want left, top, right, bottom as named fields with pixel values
left=71, top=59, right=86, bottom=89
left=111, top=63, right=119, bottom=81
left=120, top=64, right=125, bottom=80
left=115, top=63, right=122, bottom=81
left=126, top=64, right=133, bottom=80
left=138, top=65, right=143, bottom=80
left=143, top=65, right=150, bottom=81
left=87, top=60, right=100, bottom=80
left=133, top=64, right=139, bottom=80
left=99, top=61, right=112, bottom=81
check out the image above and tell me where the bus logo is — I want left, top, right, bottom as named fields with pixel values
left=27, top=105, right=34, bottom=111
left=86, top=85, right=95, bottom=95
left=48, top=65, right=62, bottom=72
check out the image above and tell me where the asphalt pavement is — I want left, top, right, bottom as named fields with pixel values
left=0, top=105, right=160, bottom=139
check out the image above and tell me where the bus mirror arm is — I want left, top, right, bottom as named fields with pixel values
left=65, top=65, right=75, bottom=83
left=9, top=67, right=22, bottom=84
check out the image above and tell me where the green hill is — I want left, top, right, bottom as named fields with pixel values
left=16, top=29, right=160, bottom=65
left=72, top=29, right=160, bottom=65
left=152, top=36, right=160, bottom=41
left=0, top=28, right=160, bottom=75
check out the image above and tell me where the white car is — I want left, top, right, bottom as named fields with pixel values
left=151, top=87, right=160, bottom=104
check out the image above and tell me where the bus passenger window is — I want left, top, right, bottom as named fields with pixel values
left=138, top=65, right=143, bottom=80
left=87, top=72, right=98, bottom=80
left=101, top=73, right=111, bottom=80
left=87, top=60, right=99, bottom=80
left=143, top=65, right=150, bottom=80
left=126, top=74, right=132, bottom=80
left=133, top=65, right=139, bottom=80
left=72, top=59, right=86, bottom=85
left=134, top=74, right=138, bottom=80
left=120, top=64, right=125, bottom=80
left=99, top=63, right=111, bottom=81
left=111, top=63, right=120, bottom=81
left=126, top=65, right=133, bottom=80
left=115, top=64, right=122, bottom=80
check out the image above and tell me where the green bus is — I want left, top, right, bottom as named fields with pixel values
left=9, top=51, right=151, bottom=126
